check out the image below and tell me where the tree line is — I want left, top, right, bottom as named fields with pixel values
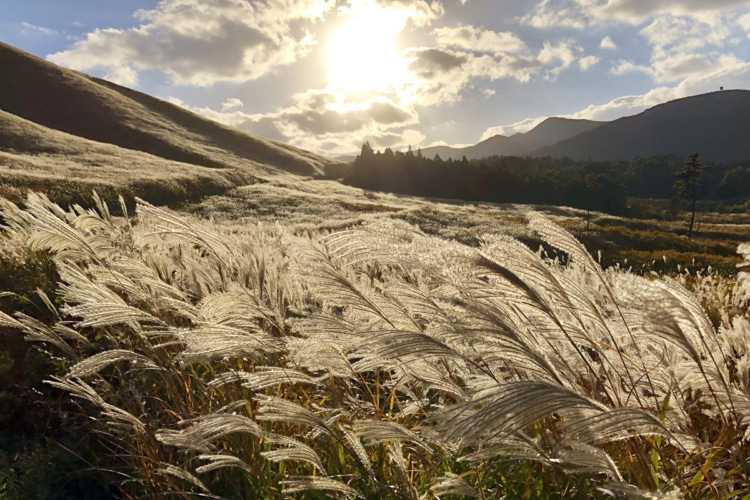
left=343, top=143, right=750, bottom=217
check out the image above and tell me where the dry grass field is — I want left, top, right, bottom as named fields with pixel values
left=1, top=190, right=750, bottom=499
left=188, top=174, right=749, bottom=276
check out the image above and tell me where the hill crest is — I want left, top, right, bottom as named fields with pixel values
left=531, top=90, right=750, bottom=162
left=0, top=41, right=342, bottom=179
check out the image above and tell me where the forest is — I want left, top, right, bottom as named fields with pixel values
left=344, top=144, right=750, bottom=216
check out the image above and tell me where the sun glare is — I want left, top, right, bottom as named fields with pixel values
left=327, top=7, right=410, bottom=94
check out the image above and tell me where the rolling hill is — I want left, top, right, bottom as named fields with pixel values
left=0, top=107, right=249, bottom=207
left=389, top=92, right=750, bottom=164
left=532, top=91, right=750, bottom=162
left=0, top=41, right=343, bottom=183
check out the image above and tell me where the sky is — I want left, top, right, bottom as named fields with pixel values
left=3, top=0, right=750, bottom=157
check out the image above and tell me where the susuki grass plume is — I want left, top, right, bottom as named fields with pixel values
left=2, top=191, right=750, bottom=498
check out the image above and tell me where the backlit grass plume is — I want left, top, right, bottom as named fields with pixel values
left=3, top=191, right=750, bottom=499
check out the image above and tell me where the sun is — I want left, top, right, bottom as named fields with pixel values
left=326, top=7, right=410, bottom=94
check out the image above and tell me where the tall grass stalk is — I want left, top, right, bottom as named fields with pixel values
left=3, top=192, right=750, bottom=498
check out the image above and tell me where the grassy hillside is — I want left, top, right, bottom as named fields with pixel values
left=0, top=41, right=344, bottom=180
left=0, top=109, right=259, bottom=209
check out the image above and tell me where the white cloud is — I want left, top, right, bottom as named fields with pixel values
left=20, top=22, right=58, bottom=36
left=640, top=16, right=731, bottom=53
left=521, top=0, right=587, bottom=29
left=521, top=0, right=750, bottom=29
left=611, top=59, right=651, bottom=75
left=276, top=92, right=418, bottom=136
left=481, top=116, right=547, bottom=140
left=369, top=0, right=445, bottom=27
left=635, top=15, right=737, bottom=83
left=739, top=12, right=750, bottom=32
left=400, top=43, right=568, bottom=106
left=47, top=0, right=450, bottom=100
left=600, top=36, right=617, bottom=49
left=402, top=48, right=520, bottom=105
left=538, top=40, right=577, bottom=80
left=649, top=52, right=719, bottom=83
left=592, top=0, right=750, bottom=24
left=579, top=55, right=600, bottom=70
left=399, top=39, right=583, bottom=107
left=170, top=90, right=422, bottom=155
left=48, top=0, right=331, bottom=87
left=104, top=66, right=139, bottom=87
left=221, top=98, right=244, bottom=111
left=432, top=25, right=527, bottom=53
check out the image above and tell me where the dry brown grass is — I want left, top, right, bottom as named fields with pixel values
left=0, top=110, right=254, bottom=210
left=187, top=175, right=750, bottom=278
left=189, top=175, right=569, bottom=245
left=4, top=192, right=750, bottom=499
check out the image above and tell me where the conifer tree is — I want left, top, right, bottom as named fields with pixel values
left=360, top=141, right=374, bottom=159
left=674, top=152, right=709, bottom=239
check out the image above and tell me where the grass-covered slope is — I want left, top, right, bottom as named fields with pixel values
left=0, top=108, right=256, bottom=208
left=0, top=41, right=343, bottom=179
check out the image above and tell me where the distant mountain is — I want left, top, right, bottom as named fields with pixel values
left=532, top=91, right=750, bottom=162
left=0, top=41, right=342, bottom=179
left=419, top=134, right=525, bottom=161
left=416, top=117, right=604, bottom=161
left=336, top=155, right=358, bottom=163
left=511, top=117, right=604, bottom=151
